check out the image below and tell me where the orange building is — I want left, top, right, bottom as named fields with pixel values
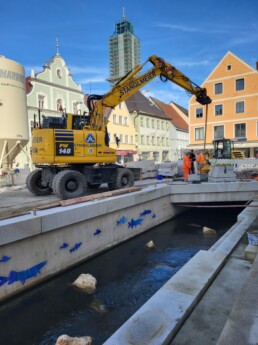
left=189, top=52, right=258, bottom=157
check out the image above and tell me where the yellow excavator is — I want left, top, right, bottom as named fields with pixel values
left=27, top=55, right=212, bottom=199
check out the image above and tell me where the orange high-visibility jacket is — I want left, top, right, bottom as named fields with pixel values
left=183, top=155, right=191, bottom=169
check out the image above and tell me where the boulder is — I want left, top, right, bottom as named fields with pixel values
left=72, top=274, right=97, bottom=294
left=145, top=240, right=155, bottom=249
left=203, top=226, right=217, bottom=236
left=55, top=334, right=92, bottom=345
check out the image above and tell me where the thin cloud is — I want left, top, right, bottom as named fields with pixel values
left=78, top=76, right=108, bottom=84
left=69, top=66, right=108, bottom=75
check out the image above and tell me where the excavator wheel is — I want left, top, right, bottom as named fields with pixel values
left=108, top=168, right=134, bottom=190
left=26, top=169, right=53, bottom=196
left=53, top=170, right=87, bottom=200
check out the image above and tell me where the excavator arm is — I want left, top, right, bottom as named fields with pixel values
left=88, top=55, right=211, bottom=131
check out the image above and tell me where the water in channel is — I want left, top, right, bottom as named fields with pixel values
left=0, top=206, right=241, bottom=345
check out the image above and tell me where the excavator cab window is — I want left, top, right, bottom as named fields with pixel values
left=72, top=115, right=90, bottom=130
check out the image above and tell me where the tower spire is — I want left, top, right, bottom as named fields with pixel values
left=122, top=6, right=126, bottom=20
left=56, top=37, right=60, bottom=55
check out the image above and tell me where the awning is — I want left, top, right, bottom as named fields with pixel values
left=116, top=150, right=137, bottom=156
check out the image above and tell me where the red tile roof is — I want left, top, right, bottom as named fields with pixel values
left=150, top=97, right=189, bottom=132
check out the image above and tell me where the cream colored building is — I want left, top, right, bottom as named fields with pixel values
left=107, top=101, right=138, bottom=164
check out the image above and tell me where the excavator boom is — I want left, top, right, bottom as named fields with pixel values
left=88, top=55, right=211, bottom=130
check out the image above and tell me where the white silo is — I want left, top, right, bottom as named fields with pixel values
left=0, top=56, right=29, bottom=168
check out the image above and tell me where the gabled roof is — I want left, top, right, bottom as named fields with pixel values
left=124, top=91, right=167, bottom=119
left=170, top=101, right=188, bottom=117
left=205, top=51, right=257, bottom=83
left=150, top=97, right=189, bottom=132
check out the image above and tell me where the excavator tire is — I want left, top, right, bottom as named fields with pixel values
left=53, top=170, right=87, bottom=200
left=108, top=168, right=134, bottom=190
left=26, top=169, right=53, bottom=196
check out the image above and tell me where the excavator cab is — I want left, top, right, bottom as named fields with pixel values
left=212, top=138, right=245, bottom=159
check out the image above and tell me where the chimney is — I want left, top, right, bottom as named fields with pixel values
left=256, top=61, right=258, bottom=70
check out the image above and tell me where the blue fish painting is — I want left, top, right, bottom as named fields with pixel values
left=70, top=242, right=82, bottom=253
left=60, top=243, right=69, bottom=249
left=128, top=218, right=144, bottom=228
left=140, top=210, right=152, bottom=217
left=0, top=261, right=47, bottom=286
left=117, top=216, right=128, bottom=226
left=0, top=255, right=11, bottom=263
left=152, top=213, right=156, bottom=219
left=94, top=229, right=102, bottom=236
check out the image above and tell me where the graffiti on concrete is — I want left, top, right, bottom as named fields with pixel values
left=70, top=242, right=82, bottom=253
left=94, top=229, right=102, bottom=236
left=60, top=243, right=69, bottom=249
left=140, top=209, right=152, bottom=217
left=0, top=255, right=11, bottom=263
left=0, top=261, right=47, bottom=286
left=117, top=216, right=128, bottom=226
left=128, top=218, right=144, bottom=228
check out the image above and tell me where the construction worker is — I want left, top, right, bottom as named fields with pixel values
left=183, top=152, right=191, bottom=182
left=196, top=150, right=209, bottom=174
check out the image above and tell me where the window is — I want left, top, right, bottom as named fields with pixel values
left=157, top=120, right=160, bottom=129
left=56, top=69, right=62, bottom=78
left=57, top=98, right=63, bottom=112
left=236, top=101, right=244, bottom=113
left=215, top=83, right=223, bottom=95
left=152, top=136, right=155, bottom=145
left=141, top=135, right=145, bottom=145
left=140, top=117, right=144, bottom=127
left=147, top=136, right=150, bottom=145
left=214, top=125, right=224, bottom=139
left=195, top=127, right=204, bottom=140
left=196, top=108, right=203, bottom=118
left=236, top=78, right=244, bottom=91
left=151, top=119, right=155, bottom=129
left=113, top=114, right=117, bottom=123
left=215, top=104, right=223, bottom=116
left=161, top=121, right=164, bottom=130
left=119, top=115, right=122, bottom=125
left=227, top=65, right=231, bottom=71
left=124, top=117, right=128, bottom=126
left=235, top=123, right=246, bottom=138
left=125, top=135, right=128, bottom=143
left=146, top=118, right=150, bottom=128
left=73, top=102, right=79, bottom=114
left=38, top=95, right=45, bottom=109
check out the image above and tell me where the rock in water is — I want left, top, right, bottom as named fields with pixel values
left=55, top=334, right=92, bottom=345
left=145, top=240, right=155, bottom=249
left=72, top=274, right=97, bottom=294
left=203, top=226, right=217, bottom=236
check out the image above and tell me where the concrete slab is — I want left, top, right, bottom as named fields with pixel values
left=170, top=257, right=252, bottom=345
left=217, top=253, right=258, bottom=345
left=244, top=244, right=258, bottom=261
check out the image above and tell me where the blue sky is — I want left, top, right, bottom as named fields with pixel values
left=1, top=0, right=258, bottom=108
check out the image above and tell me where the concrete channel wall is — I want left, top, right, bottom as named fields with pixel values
left=0, top=184, right=183, bottom=302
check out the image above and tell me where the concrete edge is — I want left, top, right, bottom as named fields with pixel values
left=104, top=204, right=258, bottom=345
